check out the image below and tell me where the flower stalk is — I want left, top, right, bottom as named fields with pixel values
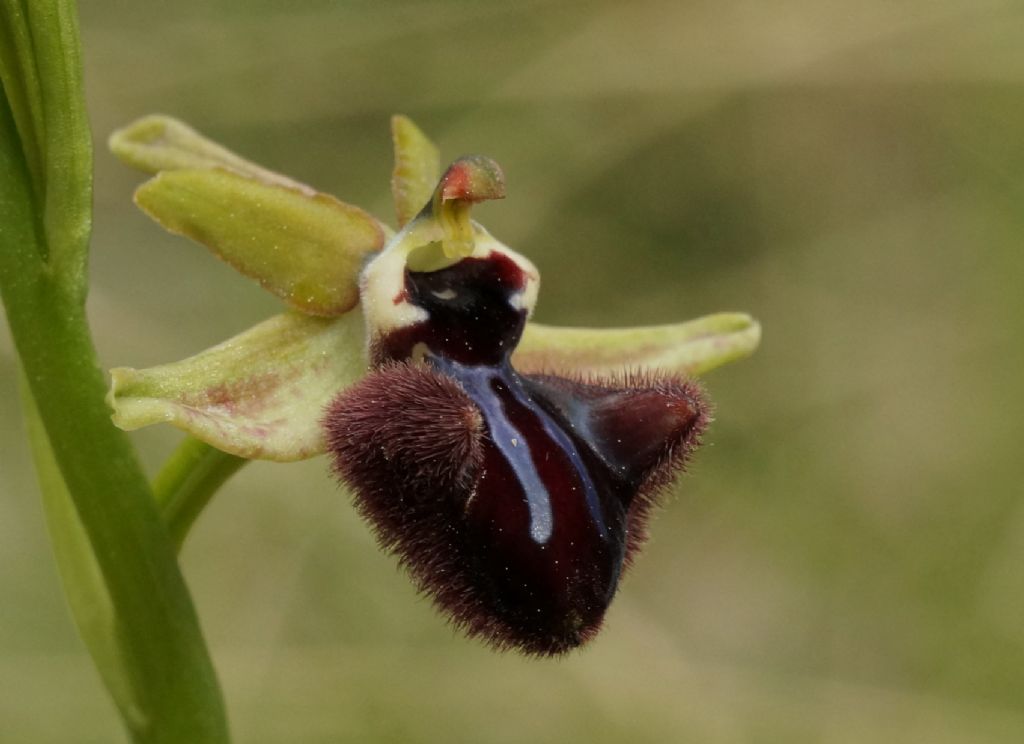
left=154, top=436, right=248, bottom=552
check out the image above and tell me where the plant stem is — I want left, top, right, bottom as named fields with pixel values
left=155, top=437, right=248, bottom=551
left=1, top=112, right=230, bottom=743
left=1, top=2, right=229, bottom=740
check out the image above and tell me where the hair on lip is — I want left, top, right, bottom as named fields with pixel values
left=323, top=361, right=707, bottom=655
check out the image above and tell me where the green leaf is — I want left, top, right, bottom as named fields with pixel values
left=514, top=312, right=762, bottom=377
left=109, top=310, right=368, bottom=461
left=19, top=373, right=146, bottom=732
left=391, top=114, right=440, bottom=227
left=134, top=168, right=386, bottom=316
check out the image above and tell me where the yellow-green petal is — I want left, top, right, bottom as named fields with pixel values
left=514, top=312, right=761, bottom=377
left=109, top=114, right=314, bottom=193
left=135, top=169, right=385, bottom=316
left=108, top=311, right=367, bottom=461
left=391, top=114, right=440, bottom=227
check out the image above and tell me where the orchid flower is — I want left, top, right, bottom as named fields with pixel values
left=107, top=114, right=761, bottom=654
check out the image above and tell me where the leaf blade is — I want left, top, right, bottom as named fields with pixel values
left=19, top=372, right=146, bottom=732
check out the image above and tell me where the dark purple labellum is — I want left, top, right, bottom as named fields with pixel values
left=325, top=252, right=707, bottom=655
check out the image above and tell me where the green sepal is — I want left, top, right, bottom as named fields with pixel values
left=134, top=169, right=385, bottom=316
left=514, top=312, right=761, bottom=377
left=108, top=310, right=368, bottom=461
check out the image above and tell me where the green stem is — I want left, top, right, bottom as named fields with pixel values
left=1, top=2, right=229, bottom=741
left=155, top=437, right=248, bottom=551
left=1, top=124, right=229, bottom=742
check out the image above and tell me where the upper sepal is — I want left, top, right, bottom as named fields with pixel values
left=108, top=311, right=367, bottom=461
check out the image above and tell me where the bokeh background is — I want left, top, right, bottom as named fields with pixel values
left=3, top=1, right=1024, bottom=741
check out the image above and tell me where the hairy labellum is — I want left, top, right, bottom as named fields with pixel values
left=325, top=237, right=707, bottom=655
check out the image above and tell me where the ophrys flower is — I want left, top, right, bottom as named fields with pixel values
left=107, top=114, right=760, bottom=654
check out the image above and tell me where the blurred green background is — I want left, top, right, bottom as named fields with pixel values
left=3, top=1, right=1024, bottom=741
